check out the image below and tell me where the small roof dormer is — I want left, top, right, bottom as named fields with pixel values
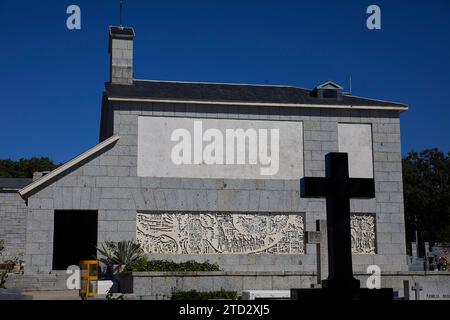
left=311, top=81, right=343, bottom=101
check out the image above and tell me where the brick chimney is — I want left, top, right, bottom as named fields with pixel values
left=109, top=26, right=135, bottom=85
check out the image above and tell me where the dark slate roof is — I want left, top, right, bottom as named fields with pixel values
left=109, top=26, right=135, bottom=37
left=105, top=80, right=407, bottom=108
left=0, top=178, right=32, bottom=190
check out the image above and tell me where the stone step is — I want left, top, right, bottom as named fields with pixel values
left=6, top=272, right=69, bottom=291
left=22, top=290, right=80, bottom=300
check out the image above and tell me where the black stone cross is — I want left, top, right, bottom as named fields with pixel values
left=301, top=152, right=375, bottom=291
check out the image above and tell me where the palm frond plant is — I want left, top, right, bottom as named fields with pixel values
left=97, top=240, right=144, bottom=274
left=0, top=239, right=6, bottom=289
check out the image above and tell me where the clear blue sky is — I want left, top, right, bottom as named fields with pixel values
left=1, top=0, right=449, bottom=163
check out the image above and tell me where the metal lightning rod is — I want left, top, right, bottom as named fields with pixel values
left=119, top=0, right=124, bottom=28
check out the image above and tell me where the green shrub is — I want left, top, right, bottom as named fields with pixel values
left=171, top=289, right=237, bottom=300
left=0, top=240, right=23, bottom=289
left=97, top=240, right=144, bottom=273
left=124, top=258, right=220, bottom=272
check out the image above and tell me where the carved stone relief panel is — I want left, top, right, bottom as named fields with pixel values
left=351, top=213, right=376, bottom=254
left=136, top=212, right=305, bottom=255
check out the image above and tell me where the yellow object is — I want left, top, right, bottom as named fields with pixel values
left=79, top=260, right=98, bottom=298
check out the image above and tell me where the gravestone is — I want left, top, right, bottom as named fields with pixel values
left=404, top=279, right=450, bottom=300
left=407, top=231, right=425, bottom=271
left=411, top=282, right=423, bottom=300
left=242, top=290, right=291, bottom=300
left=424, top=242, right=431, bottom=270
left=306, top=220, right=328, bottom=285
left=291, top=153, right=393, bottom=300
left=411, top=242, right=418, bottom=259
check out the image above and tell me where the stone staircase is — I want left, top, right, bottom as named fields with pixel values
left=3, top=272, right=129, bottom=300
left=3, top=272, right=80, bottom=300
left=6, top=272, right=72, bottom=291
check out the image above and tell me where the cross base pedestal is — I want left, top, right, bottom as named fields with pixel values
left=321, top=277, right=361, bottom=291
left=290, top=287, right=393, bottom=301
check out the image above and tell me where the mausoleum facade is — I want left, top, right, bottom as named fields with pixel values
left=1, top=26, right=408, bottom=277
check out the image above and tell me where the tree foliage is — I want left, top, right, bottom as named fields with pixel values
left=0, top=157, right=60, bottom=178
left=403, top=149, right=450, bottom=244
